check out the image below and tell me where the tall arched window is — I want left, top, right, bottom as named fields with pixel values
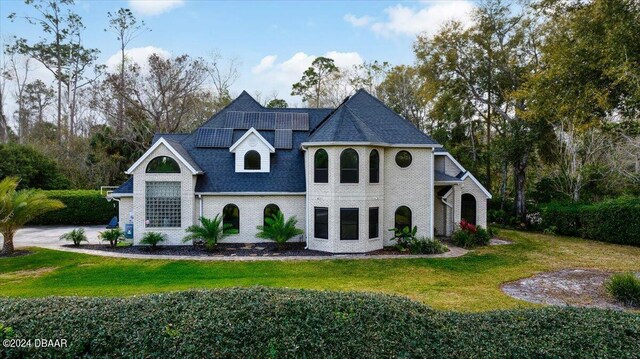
left=223, top=204, right=240, bottom=234
left=369, top=149, right=379, bottom=183
left=340, top=148, right=359, bottom=183
left=244, top=150, right=261, bottom=170
left=314, top=149, right=328, bottom=183
left=263, top=203, right=280, bottom=227
left=395, top=206, right=412, bottom=231
left=146, top=156, right=180, bottom=173
left=461, top=194, right=477, bottom=225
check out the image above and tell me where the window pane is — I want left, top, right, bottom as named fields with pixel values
left=340, top=208, right=359, bottom=240
left=369, top=150, right=379, bottom=183
left=223, top=204, right=240, bottom=233
left=244, top=151, right=261, bottom=170
left=369, top=207, right=379, bottom=239
left=340, top=149, right=359, bottom=183
left=395, top=151, right=412, bottom=168
left=314, top=149, right=328, bottom=183
left=314, top=207, right=328, bottom=239
left=264, top=204, right=280, bottom=227
left=146, top=156, right=181, bottom=173
left=145, top=182, right=181, bottom=227
left=395, top=206, right=412, bottom=231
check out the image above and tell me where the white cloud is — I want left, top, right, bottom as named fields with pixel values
left=251, top=55, right=277, bottom=74
left=344, top=14, right=373, bottom=27
left=350, top=1, right=474, bottom=37
left=105, top=46, right=171, bottom=71
left=128, top=0, right=184, bottom=16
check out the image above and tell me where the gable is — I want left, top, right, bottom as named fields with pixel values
left=125, top=138, right=203, bottom=175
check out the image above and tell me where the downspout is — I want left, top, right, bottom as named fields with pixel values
left=303, top=146, right=309, bottom=249
left=441, top=188, right=454, bottom=236
left=197, top=194, right=203, bottom=218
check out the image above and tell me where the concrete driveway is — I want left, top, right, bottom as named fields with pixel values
left=12, top=225, right=105, bottom=249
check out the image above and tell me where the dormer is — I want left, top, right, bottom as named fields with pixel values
left=229, top=128, right=275, bottom=173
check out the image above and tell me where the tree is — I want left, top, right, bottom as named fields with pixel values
left=106, top=8, right=149, bottom=132
left=205, top=52, right=239, bottom=112
left=0, top=143, right=70, bottom=190
left=183, top=215, right=231, bottom=251
left=266, top=98, right=288, bottom=108
left=23, top=80, right=55, bottom=125
left=291, top=57, right=339, bottom=107
left=350, top=60, right=390, bottom=97
left=378, top=65, right=428, bottom=130
left=0, top=177, right=65, bottom=254
left=108, top=54, right=210, bottom=134
left=256, top=211, right=304, bottom=250
left=2, top=49, right=33, bottom=143
left=8, top=0, right=84, bottom=142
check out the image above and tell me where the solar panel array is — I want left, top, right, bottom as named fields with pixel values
left=195, top=128, right=233, bottom=148
left=225, top=111, right=308, bottom=131
left=274, top=129, right=293, bottom=149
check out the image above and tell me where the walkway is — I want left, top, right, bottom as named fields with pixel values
left=12, top=226, right=468, bottom=261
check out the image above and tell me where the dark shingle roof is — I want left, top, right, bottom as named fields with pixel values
left=307, top=89, right=439, bottom=146
left=113, top=177, right=133, bottom=194
left=434, top=171, right=463, bottom=182
left=114, top=89, right=442, bottom=193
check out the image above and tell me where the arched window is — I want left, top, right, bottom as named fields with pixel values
left=223, top=204, right=240, bottom=234
left=395, top=206, right=412, bottom=231
left=314, top=149, right=328, bottom=183
left=340, top=148, right=359, bottom=183
left=146, top=156, right=180, bottom=173
left=369, top=149, right=379, bottom=183
left=461, top=194, right=477, bottom=225
left=263, top=203, right=280, bottom=227
left=244, top=150, right=261, bottom=170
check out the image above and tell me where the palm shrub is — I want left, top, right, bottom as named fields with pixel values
left=99, top=228, right=124, bottom=247
left=0, top=177, right=65, bottom=254
left=183, top=215, right=230, bottom=251
left=605, top=272, right=640, bottom=307
left=140, top=232, right=167, bottom=250
left=256, top=211, right=304, bottom=250
left=389, top=225, right=418, bottom=249
left=59, top=228, right=88, bottom=246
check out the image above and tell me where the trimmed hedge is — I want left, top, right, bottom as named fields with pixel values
left=0, top=288, right=639, bottom=358
left=541, top=197, right=640, bottom=246
left=28, top=190, right=117, bottom=225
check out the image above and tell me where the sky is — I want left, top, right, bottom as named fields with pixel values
left=0, top=0, right=475, bottom=106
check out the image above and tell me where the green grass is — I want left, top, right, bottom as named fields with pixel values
left=1, top=229, right=639, bottom=312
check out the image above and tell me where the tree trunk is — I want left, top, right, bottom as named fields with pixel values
left=2, top=231, right=14, bottom=255
left=514, top=157, right=528, bottom=223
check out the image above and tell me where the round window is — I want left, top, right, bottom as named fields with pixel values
left=395, top=151, right=412, bottom=168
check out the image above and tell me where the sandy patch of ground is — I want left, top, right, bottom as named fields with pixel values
left=502, top=269, right=639, bottom=310
left=490, top=238, right=512, bottom=245
left=0, top=267, right=57, bottom=281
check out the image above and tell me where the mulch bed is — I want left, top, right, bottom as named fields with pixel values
left=502, top=269, right=639, bottom=310
left=68, top=242, right=332, bottom=257
left=0, top=250, right=32, bottom=258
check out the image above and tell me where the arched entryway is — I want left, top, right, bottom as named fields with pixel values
left=461, top=193, right=477, bottom=225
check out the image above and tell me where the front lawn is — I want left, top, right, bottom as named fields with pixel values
left=1, top=230, right=639, bottom=312
left=1, top=288, right=638, bottom=358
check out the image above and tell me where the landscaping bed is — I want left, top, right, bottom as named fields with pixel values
left=0, top=288, right=638, bottom=358
left=502, top=269, right=640, bottom=310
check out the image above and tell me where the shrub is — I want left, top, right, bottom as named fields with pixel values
left=452, top=220, right=490, bottom=248
left=389, top=225, right=417, bottom=248
left=140, top=232, right=167, bottom=250
left=605, top=272, right=640, bottom=307
left=256, top=211, right=304, bottom=249
left=0, top=143, right=70, bottom=190
left=407, top=237, right=448, bottom=254
left=541, top=197, right=640, bottom=246
left=99, top=228, right=124, bottom=247
left=0, top=288, right=638, bottom=358
left=183, top=215, right=231, bottom=251
left=59, top=228, right=88, bottom=246
left=28, top=190, right=117, bottom=225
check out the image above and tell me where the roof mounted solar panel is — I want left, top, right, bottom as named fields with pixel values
left=255, top=113, right=276, bottom=130
left=195, top=128, right=233, bottom=147
left=274, top=129, right=293, bottom=149
left=224, top=111, right=245, bottom=128
left=275, top=113, right=293, bottom=129
left=291, top=113, right=309, bottom=131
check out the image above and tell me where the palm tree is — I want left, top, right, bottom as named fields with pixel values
left=256, top=211, right=304, bottom=250
left=183, top=214, right=231, bottom=251
left=0, top=177, right=65, bottom=255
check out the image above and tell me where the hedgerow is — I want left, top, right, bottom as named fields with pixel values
left=0, top=288, right=638, bottom=358
left=27, top=190, right=117, bottom=225
left=541, top=197, right=640, bottom=246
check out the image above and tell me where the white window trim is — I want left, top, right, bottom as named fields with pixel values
left=229, top=127, right=275, bottom=153
left=125, top=138, right=202, bottom=175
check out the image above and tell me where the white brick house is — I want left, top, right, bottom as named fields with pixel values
left=109, top=90, right=491, bottom=253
